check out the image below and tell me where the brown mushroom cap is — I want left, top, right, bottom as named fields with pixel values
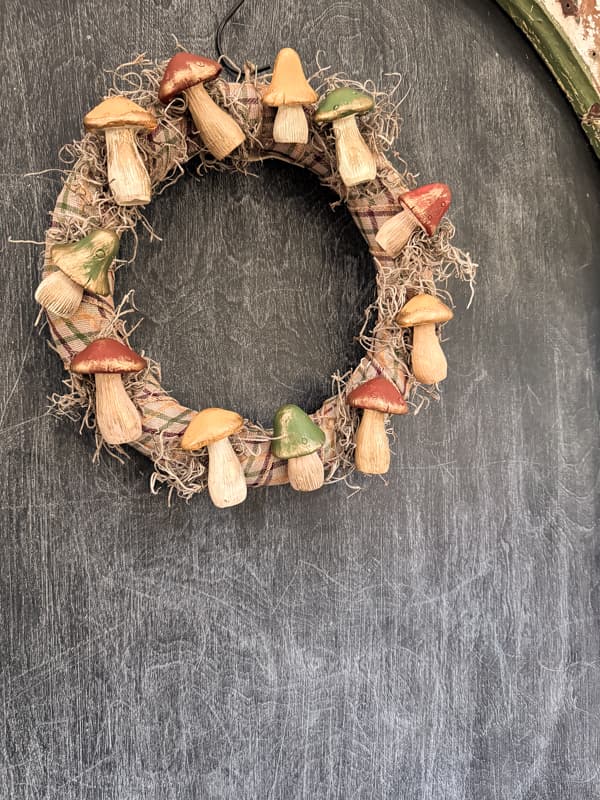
left=262, top=48, right=318, bottom=107
left=70, top=338, right=146, bottom=374
left=347, top=376, right=408, bottom=415
left=158, top=52, right=222, bottom=104
left=181, top=408, right=244, bottom=450
left=396, top=294, right=454, bottom=327
left=84, top=96, right=157, bottom=132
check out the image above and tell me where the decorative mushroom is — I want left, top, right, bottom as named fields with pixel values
left=35, top=229, right=120, bottom=318
left=313, top=87, right=376, bottom=188
left=375, top=183, right=451, bottom=258
left=271, top=404, right=326, bottom=492
left=347, top=376, right=408, bottom=475
left=181, top=408, right=247, bottom=508
left=261, top=48, right=318, bottom=144
left=70, top=338, right=146, bottom=445
left=396, top=294, right=454, bottom=385
left=84, top=97, right=157, bottom=206
left=158, top=52, right=245, bottom=161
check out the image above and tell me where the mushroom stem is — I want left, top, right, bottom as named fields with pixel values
left=94, top=372, right=142, bottom=445
left=35, top=271, right=83, bottom=318
left=354, top=409, right=390, bottom=475
left=104, top=127, right=152, bottom=206
left=272, top=104, right=309, bottom=144
left=185, top=83, right=245, bottom=160
left=287, top=451, right=324, bottom=492
left=375, top=208, right=420, bottom=257
left=206, top=437, right=247, bottom=508
left=411, top=323, right=448, bottom=384
left=331, top=115, right=377, bottom=188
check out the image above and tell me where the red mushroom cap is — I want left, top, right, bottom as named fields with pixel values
left=400, top=183, right=451, bottom=236
left=70, top=338, right=146, bottom=375
left=347, top=376, right=408, bottom=415
left=158, top=52, right=222, bottom=104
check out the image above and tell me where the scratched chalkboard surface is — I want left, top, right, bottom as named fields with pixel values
left=1, top=0, right=599, bottom=797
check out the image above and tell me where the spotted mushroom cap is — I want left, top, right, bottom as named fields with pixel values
left=158, top=52, right=222, bottom=104
left=84, top=96, right=157, bottom=132
left=396, top=294, right=454, bottom=327
left=180, top=408, right=244, bottom=451
left=313, top=87, right=374, bottom=123
left=70, top=338, right=146, bottom=374
left=400, top=183, right=452, bottom=237
left=347, top=376, right=408, bottom=415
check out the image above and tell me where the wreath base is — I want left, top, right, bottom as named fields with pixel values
left=43, top=56, right=476, bottom=501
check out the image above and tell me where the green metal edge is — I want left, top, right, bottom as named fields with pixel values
left=495, top=0, right=600, bottom=158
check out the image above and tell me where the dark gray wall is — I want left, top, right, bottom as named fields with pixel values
left=1, top=1, right=599, bottom=798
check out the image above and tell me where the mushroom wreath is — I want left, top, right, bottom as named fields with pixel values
left=37, top=49, right=476, bottom=507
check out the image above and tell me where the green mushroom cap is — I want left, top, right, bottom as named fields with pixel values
left=271, top=404, right=326, bottom=460
left=313, top=87, right=374, bottom=123
left=51, top=229, right=120, bottom=296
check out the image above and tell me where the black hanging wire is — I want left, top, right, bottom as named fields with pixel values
left=215, top=0, right=271, bottom=78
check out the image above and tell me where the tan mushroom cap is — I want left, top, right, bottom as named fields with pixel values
left=262, top=48, right=318, bottom=107
left=181, top=408, right=244, bottom=450
left=396, top=294, right=453, bottom=327
left=84, top=96, right=157, bottom=132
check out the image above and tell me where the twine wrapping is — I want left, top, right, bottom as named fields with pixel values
left=42, top=58, right=477, bottom=500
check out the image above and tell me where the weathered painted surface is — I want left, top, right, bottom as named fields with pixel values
left=546, top=0, right=600, bottom=87
left=496, top=0, right=600, bottom=154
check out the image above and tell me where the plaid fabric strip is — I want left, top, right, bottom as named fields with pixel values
left=44, top=80, right=409, bottom=492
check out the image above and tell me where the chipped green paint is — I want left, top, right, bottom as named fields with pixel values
left=271, top=404, right=325, bottom=460
left=496, top=0, right=600, bottom=157
left=314, top=87, right=374, bottom=123
left=51, top=229, right=120, bottom=296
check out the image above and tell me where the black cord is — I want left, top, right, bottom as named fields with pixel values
left=215, top=0, right=271, bottom=78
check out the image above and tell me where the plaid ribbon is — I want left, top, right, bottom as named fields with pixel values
left=43, top=80, right=408, bottom=490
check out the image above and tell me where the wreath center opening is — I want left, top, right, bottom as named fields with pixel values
left=130, top=162, right=375, bottom=423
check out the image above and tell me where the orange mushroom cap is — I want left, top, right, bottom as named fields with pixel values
left=84, top=96, right=157, bottom=132
left=158, top=52, right=222, bottom=104
left=347, top=376, right=408, bottom=415
left=261, top=48, right=318, bottom=107
left=181, top=408, right=244, bottom=450
left=400, top=183, right=451, bottom=237
left=70, top=338, right=146, bottom=374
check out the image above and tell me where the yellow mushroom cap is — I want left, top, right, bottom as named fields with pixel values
left=396, top=294, right=454, bottom=327
left=84, top=96, right=157, bottom=132
left=262, top=48, right=318, bottom=107
left=181, top=408, right=244, bottom=450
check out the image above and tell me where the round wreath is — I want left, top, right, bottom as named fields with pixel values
left=37, top=50, right=476, bottom=506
